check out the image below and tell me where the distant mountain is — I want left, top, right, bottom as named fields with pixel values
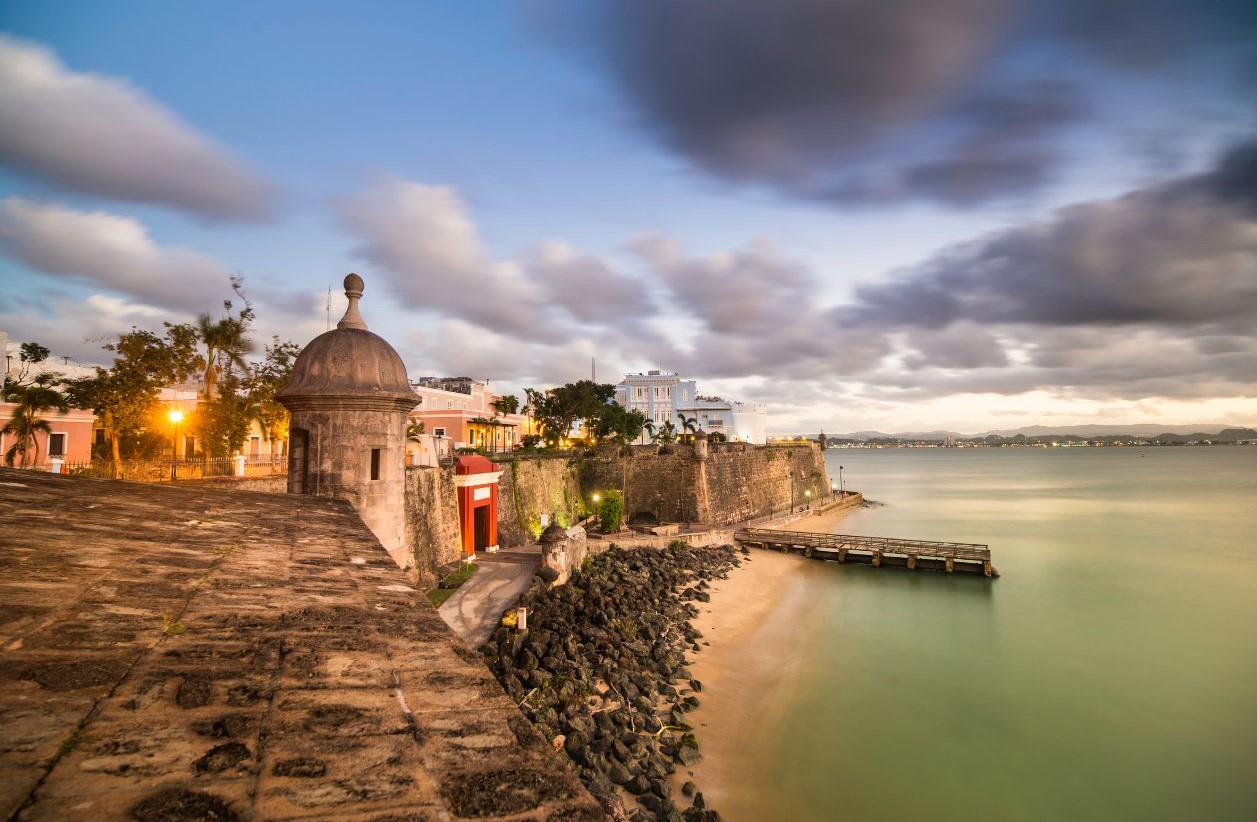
left=792, top=424, right=1256, bottom=441
left=975, top=424, right=1253, bottom=438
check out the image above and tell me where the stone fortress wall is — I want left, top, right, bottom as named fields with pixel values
left=495, top=457, right=584, bottom=548
left=579, top=442, right=830, bottom=527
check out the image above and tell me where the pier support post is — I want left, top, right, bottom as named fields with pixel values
left=804, top=547, right=813, bottom=559
left=907, top=554, right=916, bottom=570
left=983, top=560, right=993, bottom=578
left=872, top=551, right=881, bottom=567
left=837, top=548, right=846, bottom=563
left=945, top=557, right=954, bottom=573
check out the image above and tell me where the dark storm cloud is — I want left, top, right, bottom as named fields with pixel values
left=573, top=0, right=1257, bottom=207
left=839, top=138, right=1257, bottom=329
left=602, top=0, right=1013, bottom=184
left=812, top=80, right=1086, bottom=206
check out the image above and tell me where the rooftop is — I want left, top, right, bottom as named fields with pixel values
left=0, top=469, right=600, bottom=821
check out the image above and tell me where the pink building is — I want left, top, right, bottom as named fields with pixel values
left=0, top=402, right=96, bottom=469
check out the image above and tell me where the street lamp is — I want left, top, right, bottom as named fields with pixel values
left=168, top=409, right=184, bottom=481
left=839, top=465, right=844, bottom=495
left=804, top=488, right=812, bottom=510
left=592, top=492, right=601, bottom=521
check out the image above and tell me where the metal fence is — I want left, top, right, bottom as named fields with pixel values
left=17, top=454, right=287, bottom=482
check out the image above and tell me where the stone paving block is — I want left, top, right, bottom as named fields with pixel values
left=254, top=732, right=439, bottom=819
left=20, top=778, right=253, bottom=822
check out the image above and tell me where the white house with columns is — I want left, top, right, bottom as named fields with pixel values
left=614, top=370, right=767, bottom=444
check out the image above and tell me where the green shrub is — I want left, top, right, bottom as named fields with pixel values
left=599, top=489, right=624, bottom=533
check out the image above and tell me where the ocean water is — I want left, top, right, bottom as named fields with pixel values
left=728, top=447, right=1257, bottom=822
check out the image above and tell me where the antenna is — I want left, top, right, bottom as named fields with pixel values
left=326, top=285, right=332, bottom=331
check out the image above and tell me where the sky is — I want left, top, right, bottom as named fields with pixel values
left=1, top=0, right=1255, bottom=435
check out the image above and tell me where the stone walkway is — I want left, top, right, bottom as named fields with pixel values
left=439, top=546, right=541, bottom=650
left=0, top=468, right=602, bottom=821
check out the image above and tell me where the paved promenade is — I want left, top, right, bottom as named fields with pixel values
left=439, top=546, right=541, bottom=650
left=0, top=468, right=601, bottom=821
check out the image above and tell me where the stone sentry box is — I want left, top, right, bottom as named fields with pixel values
left=277, top=274, right=421, bottom=568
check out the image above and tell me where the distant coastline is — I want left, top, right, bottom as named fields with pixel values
left=772, top=426, right=1257, bottom=449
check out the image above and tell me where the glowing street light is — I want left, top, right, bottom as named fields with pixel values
left=168, top=409, right=184, bottom=481
left=592, top=492, right=601, bottom=521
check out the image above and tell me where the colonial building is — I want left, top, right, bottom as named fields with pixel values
left=0, top=402, right=96, bottom=468
left=409, top=376, right=528, bottom=453
left=614, top=370, right=768, bottom=444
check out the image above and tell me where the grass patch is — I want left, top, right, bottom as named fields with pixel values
left=425, top=561, right=479, bottom=607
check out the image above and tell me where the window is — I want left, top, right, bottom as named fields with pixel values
left=48, top=433, right=66, bottom=457
left=370, top=448, right=381, bottom=481
left=447, top=401, right=453, bottom=409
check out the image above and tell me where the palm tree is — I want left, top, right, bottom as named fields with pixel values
left=678, top=413, right=699, bottom=443
left=2, top=384, right=68, bottom=467
left=196, top=313, right=253, bottom=404
left=644, top=419, right=657, bottom=444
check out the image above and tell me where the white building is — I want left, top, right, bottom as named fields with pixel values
left=677, top=396, right=768, bottom=445
left=614, top=370, right=767, bottom=444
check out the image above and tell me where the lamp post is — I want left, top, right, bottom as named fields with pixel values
left=839, top=465, right=844, bottom=496
left=592, top=492, right=601, bottom=523
left=804, top=488, right=812, bottom=510
left=168, top=409, right=184, bottom=481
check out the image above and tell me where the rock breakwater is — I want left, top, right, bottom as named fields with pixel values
left=484, top=542, right=744, bottom=821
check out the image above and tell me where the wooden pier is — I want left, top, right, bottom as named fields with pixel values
left=734, top=528, right=998, bottom=577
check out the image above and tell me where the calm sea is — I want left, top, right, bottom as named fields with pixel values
left=728, top=447, right=1257, bottom=822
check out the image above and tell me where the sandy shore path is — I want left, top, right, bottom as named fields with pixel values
left=672, top=505, right=854, bottom=818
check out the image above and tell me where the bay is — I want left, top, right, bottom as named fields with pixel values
left=717, top=446, right=1257, bottom=821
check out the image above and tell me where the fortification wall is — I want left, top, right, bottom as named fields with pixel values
left=579, top=443, right=829, bottom=526
left=497, top=457, right=584, bottom=548
left=699, top=444, right=829, bottom=524
left=404, top=465, right=462, bottom=581
left=180, top=475, right=289, bottom=494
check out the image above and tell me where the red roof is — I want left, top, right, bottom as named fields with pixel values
left=454, top=454, right=501, bottom=475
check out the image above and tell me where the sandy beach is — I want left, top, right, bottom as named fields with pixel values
left=672, top=504, right=854, bottom=818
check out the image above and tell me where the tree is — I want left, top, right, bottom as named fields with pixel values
left=643, top=419, right=657, bottom=443
left=490, top=395, right=519, bottom=415
left=195, top=277, right=255, bottom=404
left=63, top=324, right=199, bottom=476
left=592, top=403, right=647, bottom=445
left=194, top=278, right=257, bottom=461
left=242, top=337, right=300, bottom=446
left=598, top=489, right=624, bottom=533
left=524, top=381, right=616, bottom=445
left=678, top=413, right=699, bottom=443
left=657, top=420, right=677, bottom=443
left=709, top=431, right=727, bottom=443
left=2, top=342, right=58, bottom=401
left=2, top=383, right=68, bottom=466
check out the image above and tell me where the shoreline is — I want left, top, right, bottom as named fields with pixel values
left=673, top=504, right=855, bottom=818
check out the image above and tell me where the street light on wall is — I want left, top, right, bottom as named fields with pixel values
left=839, top=465, right=845, bottom=495
left=168, top=409, right=184, bottom=481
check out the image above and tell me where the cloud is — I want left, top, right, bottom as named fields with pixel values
left=840, top=138, right=1257, bottom=329
left=339, top=178, right=556, bottom=340
left=0, top=198, right=238, bottom=312
left=525, top=240, right=654, bottom=322
left=568, top=0, right=1257, bottom=207
left=603, top=0, right=1011, bottom=180
left=0, top=35, right=275, bottom=220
